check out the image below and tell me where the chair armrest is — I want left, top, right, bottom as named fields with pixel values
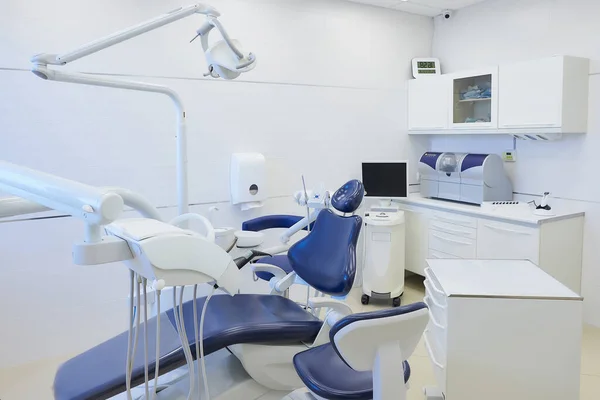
left=242, top=215, right=305, bottom=232
left=251, top=263, right=288, bottom=280
left=308, top=298, right=353, bottom=317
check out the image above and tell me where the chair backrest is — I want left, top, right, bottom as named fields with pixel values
left=287, top=209, right=362, bottom=296
left=329, top=303, right=429, bottom=371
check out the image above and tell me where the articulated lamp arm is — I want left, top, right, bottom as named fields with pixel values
left=29, top=3, right=257, bottom=220
left=31, top=4, right=220, bottom=67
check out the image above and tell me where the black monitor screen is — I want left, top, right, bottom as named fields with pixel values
left=362, top=162, right=408, bottom=198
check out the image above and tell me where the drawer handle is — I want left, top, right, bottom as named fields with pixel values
left=424, top=297, right=445, bottom=329
left=424, top=268, right=445, bottom=296
left=424, top=332, right=445, bottom=369
left=433, top=213, right=472, bottom=225
left=431, top=222, right=472, bottom=236
left=424, top=285, right=446, bottom=309
left=484, top=224, right=533, bottom=235
left=431, top=233, right=472, bottom=245
left=430, top=251, right=456, bottom=260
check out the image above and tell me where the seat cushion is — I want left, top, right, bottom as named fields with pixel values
left=54, top=294, right=321, bottom=400
left=293, top=343, right=410, bottom=400
left=255, top=254, right=294, bottom=281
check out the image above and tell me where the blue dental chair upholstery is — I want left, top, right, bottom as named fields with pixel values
left=292, top=303, right=428, bottom=400
left=53, top=181, right=364, bottom=400
left=54, top=295, right=322, bottom=400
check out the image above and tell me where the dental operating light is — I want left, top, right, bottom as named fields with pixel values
left=30, top=3, right=257, bottom=218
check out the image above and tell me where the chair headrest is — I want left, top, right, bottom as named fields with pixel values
left=331, top=180, right=364, bottom=214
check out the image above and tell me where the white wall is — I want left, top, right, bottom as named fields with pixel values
left=0, top=0, right=432, bottom=368
left=431, top=0, right=600, bottom=326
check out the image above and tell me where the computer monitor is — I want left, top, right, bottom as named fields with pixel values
left=361, top=161, right=409, bottom=202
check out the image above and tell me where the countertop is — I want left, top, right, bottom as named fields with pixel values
left=395, top=193, right=584, bottom=226
left=427, top=259, right=582, bottom=300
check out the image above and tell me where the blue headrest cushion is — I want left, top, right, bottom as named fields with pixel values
left=331, top=180, right=364, bottom=214
left=288, top=210, right=362, bottom=297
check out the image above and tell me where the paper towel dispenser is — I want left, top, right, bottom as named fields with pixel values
left=230, top=153, right=267, bottom=210
left=418, top=152, right=513, bottom=205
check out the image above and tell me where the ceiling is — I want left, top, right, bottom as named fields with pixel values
left=346, top=0, right=489, bottom=17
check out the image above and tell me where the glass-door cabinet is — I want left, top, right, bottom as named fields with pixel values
left=448, top=67, right=498, bottom=129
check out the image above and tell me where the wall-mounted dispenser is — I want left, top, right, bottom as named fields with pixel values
left=230, top=153, right=267, bottom=211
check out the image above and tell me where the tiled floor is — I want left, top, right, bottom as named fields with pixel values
left=1, top=275, right=599, bottom=399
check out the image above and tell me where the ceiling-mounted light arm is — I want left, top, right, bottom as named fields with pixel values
left=32, top=4, right=220, bottom=67
left=29, top=3, right=257, bottom=223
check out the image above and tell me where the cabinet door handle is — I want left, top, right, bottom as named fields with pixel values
left=432, top=233, right=472, bottom=245
left=424, top=268, right=446, bottom=296
left=484, top=223, right=533, bottom=235
left=501, top=123, right=558, bottom=128
left=424, top=333, right=445, bottom=369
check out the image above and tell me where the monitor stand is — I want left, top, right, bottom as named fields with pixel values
left=370, top=199, right=400, bottom=213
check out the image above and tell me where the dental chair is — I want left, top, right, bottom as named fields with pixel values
left=53, top=182, right=364, bottom=400
left=241, top=179, right=363, bottom=284
left=242, top=180, right=365, bottom=292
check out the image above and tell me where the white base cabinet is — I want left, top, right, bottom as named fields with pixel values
left=398, top=198, right=584, bottom=293
left=423, top=259, right=583, bottom=400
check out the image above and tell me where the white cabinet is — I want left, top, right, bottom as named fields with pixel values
left=499, top=56, right=589, bottom=134
left=476, top=219, right=539, bottom=263
left=423, top=260, right=583, bottom=400
left=403, top=206, right=429, bottom=276
left=448, top=67, right=498, bottom=130
left=408, top=76, right=448, bottom=130
left=397, top=200, right=584, bottom=294
left=407, top=55, right=589, bottom=138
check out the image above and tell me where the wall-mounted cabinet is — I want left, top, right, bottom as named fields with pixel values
left=408, top=76, right=448, bottom=130
left=449, top=67, right=498, bottom=130
left=407, top=56, right=589, bottom=140
left=498, top=56, right=589, bottom=135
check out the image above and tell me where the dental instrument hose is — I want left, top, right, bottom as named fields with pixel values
left=126, top=272, right=142, bottom=400
left=174, top=287, right=196, bottom=400
left=126, top=270, right=134, bottom=400
left=193, top=285, right=201, bottom=397
left=199, top=286, right=217, bottom=400
left=152, top=288, right=161, bottom=400
left=143, top=279, right=150, bottom=400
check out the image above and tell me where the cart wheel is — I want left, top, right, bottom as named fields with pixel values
left=392, top=296, right=401, bottom=307
left=361, top=294, right=370, bottom=305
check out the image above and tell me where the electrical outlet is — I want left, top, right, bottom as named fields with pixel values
left=502, top=150, right=517, bottom=162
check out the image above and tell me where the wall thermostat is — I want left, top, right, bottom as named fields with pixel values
left=412, top=58, right=441, bottom=78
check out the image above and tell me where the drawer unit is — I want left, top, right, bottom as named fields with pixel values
left=477, top=219, right=540, bottom=263
left=429, top=219, right=477, bottom=240
left=397, top=196, right=584, bottom=294
left=429, top=229, right=476, bottom=258
left=423, top=259, right=583, bottom=400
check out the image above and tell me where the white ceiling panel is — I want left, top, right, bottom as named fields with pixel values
left=346, top=0, right=490, bottom=16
